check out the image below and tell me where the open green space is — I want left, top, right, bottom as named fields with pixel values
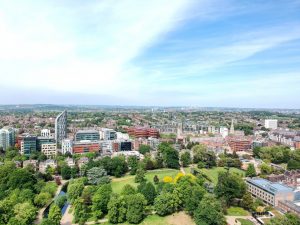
left=227, top=207, right=250, bottom=216
left=237, top=218, right=254, bottom=225
left=111, top=169, right=180, bottom=193
left=199, top=167, right=245, bottom=184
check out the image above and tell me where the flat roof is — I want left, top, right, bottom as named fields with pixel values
left=76, top=130, right=99, bottom=133
left=247, top=178, right=294, bottom=194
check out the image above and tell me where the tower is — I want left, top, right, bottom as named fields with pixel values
left=55, top=110, right=67, bottom=145
left=230, top=119, right=235, bottom=135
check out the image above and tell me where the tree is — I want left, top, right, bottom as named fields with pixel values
left=61, top=165, right=72, bottom=180
left=139, top=145, right=151, bottom=155
left=137, top=182, right=156, bottom=205
left=154, top=192, right=176, bottom=216
left=126, top=193, right=147, bottom=224
left=153, top=175, right=159, bottom=184
left=266, top=213, right=300, bottom=225
left=55, top=195, right=67, bottom=209
left=246, top=164, right=257, bottom=177
left=180, top=152, right=191, bottom=167
left=135, top=167, right=146, bottom=183
left=215, top=172, right=246, bottom=206
left=87, top=167, right=110, bottom=185
left=92, top=184, right=112, bottom=219
left=40, top=218, right=54, bottom=225
left=184, top=185, right=206, bottom=215
left=158, top=143, right=180, bottom=169
left=108, top=194, right=127, bottom=224
left=128, top=156, right=139, bottom=175
left=111, top=156, right=128, bottom=177
left=11, top=202, right=37, bottom=225
left=241, top=192, right=254, bottom=211
left=73, top=198, right=89, bottom=225
left=192, top=145, right=216, bottom=168
left=48, top=204, right=62, bottom=225
left=34, top=192, right=52, bottom=207
left=192, top=144, right=207, bottom=163
left=260, top=163, right=272, bottom=175
left=67, top=180, right=84, bottom=204
left=7, top=168, right=37, bottom=190
left=194, top=195, right=226, bottom=225
left=287, top=159, right=300, bottom=170
left=121, top=184, right=136, bottom=196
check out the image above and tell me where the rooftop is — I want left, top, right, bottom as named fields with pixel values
left=247, top=178, right=294, bottom=194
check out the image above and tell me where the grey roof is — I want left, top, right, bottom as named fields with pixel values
left=247, top=178, right=294, bottom=194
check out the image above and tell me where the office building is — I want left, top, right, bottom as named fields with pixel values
left=75, top=130, right=100, bottom=141
left=265, top=119, right=278, bottom=130
left=0, top=127, right=16, bottom=151
left=126, top=127, right=159, bottom=139
left=20, top=135, right=37, bottom=155
left=55, top=110, right=67, bottom=144
left=37, top=136, right=55, bottom=151
left=246, top=178, right=296, bottom=207
left=73, top=141, right=100, bottom=154
left=100, top=128, right=117, bottom=140
left=227, top=137, right=252, bottom=152
left=41, top=143, right=57, bottom=157
left=62, top=139, right=73, bottom=155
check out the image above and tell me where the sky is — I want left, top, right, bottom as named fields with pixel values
left=0, top=0, right=300, bottom=108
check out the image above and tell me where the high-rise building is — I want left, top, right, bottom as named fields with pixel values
left=0, top=127, right=16, bottom=151
left=41, top=143, right=57, bottom=158
left=265, top=119, right=278, bottom=130
left=55, top=110, right=67, bottom=144
left=37, top=136, right=55, bottom=151
left=230, top=119, right=235, bottom=135
left=75, top=130, right=100, bottom=141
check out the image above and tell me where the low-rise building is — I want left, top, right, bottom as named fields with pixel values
left=75, top=130, right=100, bottom=141
left=65, top=157, right=76, bottom=167
left=23, top=159, right=38, bottom=171
left=73, top=141, right=100, bottom=154
left=41, top=143, right=57, bottom=157
left=246, top=178, right=296, bottom=207
left=20, top=135, right=37, bottom=155
left=77, top=157, right=89, bottom=168
left=62, top=139, right=73, bottom=155
left=39, top=159, right=57, bottom=173
left=278, top=200, right=300, bottom=217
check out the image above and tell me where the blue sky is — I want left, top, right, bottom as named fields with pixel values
left=0, top=0, right=300, bottom=108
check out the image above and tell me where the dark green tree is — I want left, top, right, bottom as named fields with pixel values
left=137, top=182, right=156, bottom=205
left=246, top=164, right=257, bottom=177
left=139, top=145, right=151, bottom=155
left=128, top=156, right=139, bottom=175
left=48, top=204, right=62, bottom=225
left=126, top=193, right=147, bottom=224
left=92, top=184, right=112, bottom=219
left=107, top=194, right=127, bottom=224
left=180, top=152, right=191, bottom=167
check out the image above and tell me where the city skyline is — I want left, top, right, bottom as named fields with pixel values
left=0, top=0, right=300, bottom=108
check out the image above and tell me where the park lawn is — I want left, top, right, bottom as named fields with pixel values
left=111, top=169, right=180, bottom=193
left=227, top=207, right=250, bottom=216
left=200, top=167, right=245, bottom=184
left=100, top=212, right=194, bottom=225
left=183, top=167, right=191, bottom=174
left=237, top=218, right=254, bottom=225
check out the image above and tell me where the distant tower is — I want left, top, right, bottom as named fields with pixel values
left=55, top=110, right=67, bottom=144
left=230, top=119, right=235, bottom=135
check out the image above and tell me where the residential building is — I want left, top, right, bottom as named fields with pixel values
left=267, top=170, right=300, bottom=188
left=41, top=143, right=57, bottom=157
left=126, top=127, right=159, bottom=139
left=75, top=130, right=100, bottom=141
left=265, top=119, right=278, bottom=130
left=77, top=157, right=89, bottom=168
left=62, top=139, right=73, bottom=154
left=246, top=178, right=296, bottom=206
left=39, top=159, right=57, bottom=173
left=20, top=135, right=37, bottom=155
left=65, top=157, right=76, bottom=167
left=227, top=136, right=252, bottom=152
left=55, top=110, right=67, bottom=144
left=0, top=127, right=16, bottom=151
left=278, top=200, right=300, bottom=217
left=220, top=127, right=229, bottom=138
left=23, top=160, right=38, bottom=171
left=73, top=140, right=100, bottom=154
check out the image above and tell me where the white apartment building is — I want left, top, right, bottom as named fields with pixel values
left=39, top=159, right=57, bottom=173
left=62, top=139, right=73, bottom=154
left=265, top=119, right=278, bottom=130
left=220, top=127, right=229, bottom=138
left=41, top=143, right=57, bottom=157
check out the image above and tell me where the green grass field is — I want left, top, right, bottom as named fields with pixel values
left=227, top=207, right=250, bottom=216
left=111, top=169, right=180, bottom=193
left=237, top=218, right=254, bottom=225
left=101, top=215, right=167, bottom=225
left=199, top=167, right=245, bottom=184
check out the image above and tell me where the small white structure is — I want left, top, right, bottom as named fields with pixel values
left=41, top=129, right=51, bottom=137
left=65, top=157, right=76, bottom=167
left=265, top=119, right=278, bottom=130
left=220, top=127, right=229, bottom=138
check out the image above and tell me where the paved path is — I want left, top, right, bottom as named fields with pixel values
left=180, top=167, right=186, bottom=175
left=35, top=180, right=66, bottom=224
left=226, top=216, right=259, bottom=225
left=61, top=205, right=74, bottom=225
